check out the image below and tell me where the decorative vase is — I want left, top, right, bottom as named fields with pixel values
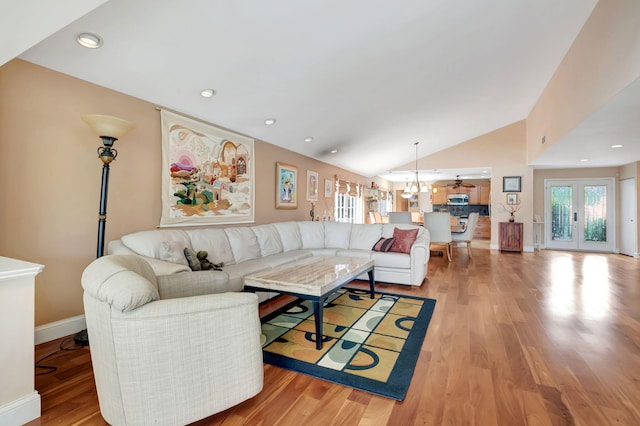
left=509, top=212, right=515, bottom=222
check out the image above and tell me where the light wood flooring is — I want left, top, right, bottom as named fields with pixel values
left=28, top=247, right=640, bottom=425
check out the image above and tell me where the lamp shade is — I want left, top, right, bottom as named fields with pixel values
left=82, top=114, right=134, bottom=139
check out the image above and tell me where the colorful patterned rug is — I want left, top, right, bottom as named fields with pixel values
left=260, top=288, right=436, bottom=400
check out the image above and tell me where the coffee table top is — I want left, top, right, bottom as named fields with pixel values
left=244, top=255, right=374, bottom=297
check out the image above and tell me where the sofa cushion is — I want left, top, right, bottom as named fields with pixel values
left=389, top=227, right=419, bottom=254
left=324, top=222, right=352, bottom=249
left=185, top=229, right=235, bottom=266
left=224, top=259, right=273, bottom=289
left=308, top=248, right=339, bottom=256
left=298, top=222, right=325, bottom=249
left=274, top=222, right=303, bottom=252
left=335, top=249, right=372, bottom=259
left=258, top=251, right=313, bottom=268
left=121, top=230, right=191, bottom=267
left=225, top=227, right=261, bottom=263
left=350, top=223, right=382, bottom=250
left=251, top=224, right=283, bottom=256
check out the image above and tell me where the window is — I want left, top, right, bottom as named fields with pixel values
left=334, top=181, right=364, bottom=223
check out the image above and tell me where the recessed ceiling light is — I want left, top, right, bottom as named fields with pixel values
left=264, top=118, right=276, bottom=125
left=200, top=89, right=215, bottom=98
left=611, top=144, right=623, bottom=148
left=330, top=149, right=338, bottom=154
left=580, top=158, right=589, bottom=162
left=304, top=137, right=313, bottom=143
left=77, top=33, right=103, bottom=49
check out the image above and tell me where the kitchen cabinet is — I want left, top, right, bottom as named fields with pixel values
left=431, top=181, right=490, bottom=206
left=479, top=184, right=491, bottom=204
left=449, top=187, right=469, bottom=195
left=499, top=222, right=523, bottom=252
left=432, top=188, right=447, bottom=205
left=467, top=186, right=479, bottom=204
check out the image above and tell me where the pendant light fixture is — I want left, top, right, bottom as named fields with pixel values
left=401, top=141, right=421, bottom=199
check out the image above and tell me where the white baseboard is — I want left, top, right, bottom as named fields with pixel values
left=35, top=315, right=86, bottom=345
left=0, top=391, right=40, bottom=425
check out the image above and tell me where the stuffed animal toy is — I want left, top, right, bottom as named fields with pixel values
left=184, top=248, right=223, bottom=271
left=196, top=250, right=224, bottom=271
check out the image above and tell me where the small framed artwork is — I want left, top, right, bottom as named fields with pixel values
left=324, top=178, right=333, bottom=197
left=507, top=194, right=518, bottom=205
left=306, top=170, right=318, bottom=201
left=276, top=162, right=297, bottom=209
left=409, top=194, right=419, bottom=209
left=503, top=176, right=521, bottom=192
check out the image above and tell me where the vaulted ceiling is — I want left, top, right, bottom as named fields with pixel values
left=5, top=0, right=636, bottom=182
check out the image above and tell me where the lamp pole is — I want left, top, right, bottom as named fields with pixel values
left=96, top=136, right=117, bottom=258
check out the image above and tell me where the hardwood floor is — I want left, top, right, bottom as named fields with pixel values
left=28, top=248, right=640, bottom=425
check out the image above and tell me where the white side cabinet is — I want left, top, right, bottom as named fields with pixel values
left=0, top=256, right=44, bottom=425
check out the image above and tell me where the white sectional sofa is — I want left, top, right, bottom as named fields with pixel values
left=108, top=221, right=430, bottom=293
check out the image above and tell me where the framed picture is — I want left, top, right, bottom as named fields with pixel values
left=507, top=194, right=518, bottom=205
left=306, top=170, right=318, bottom=201
left=503, top=176, right=521, bottom=192
left=276, top=162, right=297, bottom=209
left=159, top=109, right=255, bottom=227
left=409, top=194, right=419, bottom=209
left=324, top=179, right=333, bottom=197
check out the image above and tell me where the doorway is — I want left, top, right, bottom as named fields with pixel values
left=620, top=178, right=637, bottom=256
left=544, top=178, right=615, bottom=252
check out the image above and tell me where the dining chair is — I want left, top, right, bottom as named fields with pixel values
left=388, top=212, right=412, bottom=224
left=451, top=212, right=479, bottom=258
left=423, top=212, right=453, bottom=261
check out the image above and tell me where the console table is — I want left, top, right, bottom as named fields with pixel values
left=499, top=222, right=523, bottom=253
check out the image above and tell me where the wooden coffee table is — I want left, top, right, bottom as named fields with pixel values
left=244, top=256, right=375, bottom=349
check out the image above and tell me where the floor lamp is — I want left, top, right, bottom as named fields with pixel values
left=74, top=114, right=134, bottom=346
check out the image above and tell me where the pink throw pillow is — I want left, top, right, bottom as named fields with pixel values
left=389, top=228, right=419, bottom=254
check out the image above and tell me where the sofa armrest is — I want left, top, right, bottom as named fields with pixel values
left=409, top=232, right=430, bottom=285
left=156, top=270, right=237, bottom=299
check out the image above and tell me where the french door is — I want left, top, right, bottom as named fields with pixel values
left=544, top=178, right=614, bottom=252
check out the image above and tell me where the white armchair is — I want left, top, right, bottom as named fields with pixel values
left=81, top=255, right=263, bottom=426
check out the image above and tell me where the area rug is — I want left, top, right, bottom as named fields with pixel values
left=260, top=288, right=436, bottom=400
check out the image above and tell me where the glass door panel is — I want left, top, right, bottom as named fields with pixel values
left=583, top=185, right=607, bottom=243
left=551, top=185, right=574, bottom=243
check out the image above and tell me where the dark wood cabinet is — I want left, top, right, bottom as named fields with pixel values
left=499, top=222, right=523, bottom=252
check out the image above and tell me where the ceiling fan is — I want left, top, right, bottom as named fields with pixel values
left=447, top=175, right=476, bottom=189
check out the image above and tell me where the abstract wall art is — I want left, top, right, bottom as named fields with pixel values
left=160, top=109, right=255, bottom=226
